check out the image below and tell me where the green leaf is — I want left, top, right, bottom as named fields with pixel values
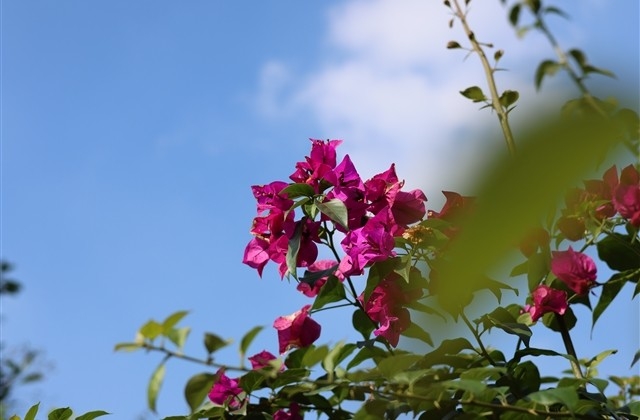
left=75, top=411, right=110, bottom=420
left=47, top=408, right=73, bottom=420
left=418, top=338, right=474, bottom=368
left=446, top=40, right=462, bottom=49
left=148, top=362, right=166, bottom=413
left=534, top=60, right=560, bottom=90
left=460, top=366, right=506, bottom=381
left=184, top=373, right=215, bottom=412
left=354, top=400, right=388, bottom=420
left=346, top=346, right=388, bottom=371
left=492, top=321, right=532, bottom=348
left=442, top=379, right=487, bottom=394
left=312, top=275, right=346, bottom=310
left=460, top=86, right=486, bottom=103
left=316, top=199, right=348, bottom=230
left=239, top=326, right=264, bottom=358
left=301, top=345, right=329, bottom=368
left=139, top=320, right=163, bottom=340
left=568, top=49, right=588, bottom=69
left=623, top=401, right=640, bottom=416
left=583, top=65, right=616, bottom=78
left=509, top=4, right=521, bottom=26
left=113, top=342, right=142, bottom=352
left=544, top=6, right=569, bottom=18
left=401, top=322, right=433, bottom=346
left=597, top=233, right=640, bottom=271
left=377, top=354, right=422, bottom=380
left=352, top=309, right=375, bottom=340
left=592, top=274, right=625, bottom=330
left=166, top=327, right=191, bottom=350
left=24, top=403, right=40, bottom=420
left=499, top=90, right=519, bottom=108
left=631, top=349, right=640, bottom=368
left=285, top=219, right=304, bottom=279
left=280, top=183, right=315, bottom=199
left=509, top=260, right=528, bottom=277
left=239, top=370, right=266, bottom=393
left=204, top=332, right=231, bottom=355
left=585, top=349, right=617, bottom=369
left=542, top=307, right=577, bottom=332
left=528, top=387, right=579, bottom=411
left=161, top=310, right=189, bottom=333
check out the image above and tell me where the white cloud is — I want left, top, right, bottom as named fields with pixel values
left=253, top=0, right=586, bottom=197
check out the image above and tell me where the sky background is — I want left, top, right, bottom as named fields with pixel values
left=1, top=0, right=639, bottom=418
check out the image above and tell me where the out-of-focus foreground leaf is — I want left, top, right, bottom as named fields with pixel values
left=435, top=115, right=623, bottom=313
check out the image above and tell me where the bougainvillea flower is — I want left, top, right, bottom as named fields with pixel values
left=390, top=189, right=427, bottom=226
left=427, top=191, right=474, bottom=221
left=289, top=139, right=343, bottom=192
left=361, top=274, right=421, bottom=347
left=296, top=260, right=338, bottom=297
left=613, top=164, right=640, bottom=227
left=242, top=237, right=271, bottom=277
left=525, top=285, right=568, bottom=321
left=208, top=368, right=244, bottom=409
left=248, top=350, right=283, bottom=371
left=273, top=305, right=321, bottom=354
left=339, top=209, right=397, bottom=276
left=551, top=247, right=597, bottom=295
left=274, top=403, right=303, bottom=420
left=251, top=181, right=294, bottom=213
left=584, top=165, right=618, bottom=220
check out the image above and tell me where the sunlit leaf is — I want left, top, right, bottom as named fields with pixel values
left=148, top=362, right=166, bottom=413
left=139, top=320, right=163, bottom=340
left=239, top=326, right=264, bottom=358
left=528, top=387, right=579, bottom=410
left=280, top=183, right=315, bottom=199
left=312, top=276, right=346, bottom=311
left=161, top=310, right=189, bottom=333
left=47, top=408, right=73, bottom=420
left=166, top=327, right=191, bottom=350
left=24, top=403, right=40, bottom=420
left=285, top=219, right=304, bottom=279
left=113, top=342, right=142, bottom=352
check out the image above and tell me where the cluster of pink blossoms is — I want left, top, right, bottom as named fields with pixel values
left=242, top=139, right=428, bottom=353
left=521, top=165, right=640, bottom=322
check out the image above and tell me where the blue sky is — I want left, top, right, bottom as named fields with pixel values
left=2, top=1, right=638, bottom=418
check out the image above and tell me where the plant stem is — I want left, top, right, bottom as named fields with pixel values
left=451, top=0, right=517, bottom=156
left=141, top=342, right=250, bottom=373
left=460, top=310, right=497, bottom=366
left=554, top=313, right=584, bottom=379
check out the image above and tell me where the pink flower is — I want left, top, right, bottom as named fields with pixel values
left=360, top=274, right=421, bottom=347
left=208, top=369, right=244, bottom=409
left=339, top=209, right=398, bottom=277
left=551, top=247, right=597, bottom=295
left=613, top=165, right=640, bottom=227
left=289, top=139, right=342, bottom=192
left=273, top=305, right=321, bottom=354
left=248, top=350, right=282, bottom=370
left=274, top=403, right=303, bottom=420
left=525, top=285, right=568, bottom=321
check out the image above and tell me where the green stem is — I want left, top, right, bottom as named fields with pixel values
left=451, top=0, right=517, bottom=156
left=460, top=310, right=497, bottom=366
left=141, top=342, right=250, bottom=373
left=554, top=313, right=584, bottom=379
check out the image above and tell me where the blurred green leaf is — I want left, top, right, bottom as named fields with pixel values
left=435, top=116, right=620, bottom=313
left=239, top=326, right=264, bottom=358
left=148, top=362, right=166, bottom=413
left=508, top=4, right=521, bottom=26
left=166, top=327, right=191, bottom=350
left=534, top=60, right=560, bottom=90
left=632, top=350, right=640, bottom=368
left=113, top=342, right=142, bottom=352
left=402, top=322, right=433, bottom=346
left=543, top=307, right=577, bottom=332
left=184, top=373, right=215, bottom=412
left=528, top=387, right=579, bottom=410
left=161, top=310, right=189, bottom=333
left=75, top=411, right=110, bottom=420
left=460, top=86, right=487, bottom=103
left=204, top=332, right=231, bottom=355
left=352, top=309, right=375, bottom=340
left=139, top=320, right=163, bottom=340
left=47, top=408, right=73, bottom=420
left=24, top=403, right=39, bottom=420
left=499, top=90, right=519, bottom=108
